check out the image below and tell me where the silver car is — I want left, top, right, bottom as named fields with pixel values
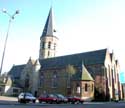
left=18, top=92, right=36, bottom=103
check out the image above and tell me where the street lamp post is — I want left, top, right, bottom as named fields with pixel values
left=0, top=9, right=19, bottom=75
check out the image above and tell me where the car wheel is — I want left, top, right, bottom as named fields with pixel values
left=32, top=100, right=35, bottom=103
left=71, top=101, right=75, bottom=104
left=20, top=99, right=26, bottom=103
left=80, top=101, right=84, bottom=104
left=39, top=100, right=42, bottom=103
left=18, top=99, right=20, bottom=103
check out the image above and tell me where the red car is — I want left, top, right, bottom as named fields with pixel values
left=38, top=94, right=58, bottom=104
left=67, top=96, right=84, bottom=104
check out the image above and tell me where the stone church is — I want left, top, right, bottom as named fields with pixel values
left=6, top=8, right=123, bottom=101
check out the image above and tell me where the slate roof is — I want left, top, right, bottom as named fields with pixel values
left=39, top=48, right=107, bottom=69
left=8, top=64, right=26, bottom=79
left=41, top=7, right=54, bottom=38
left=81, top=64, right=94, bottom=81
left=72, top=64, right=94, bottom=81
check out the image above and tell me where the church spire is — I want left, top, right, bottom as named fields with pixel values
left=39, top=7, right=58, bottom=60
left=41, top=7, right=54, bottom=38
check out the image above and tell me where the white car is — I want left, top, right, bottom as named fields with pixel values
left=18, top=92, right=36, bottom=103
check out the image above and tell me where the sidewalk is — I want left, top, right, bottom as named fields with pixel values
left=0, top=96, right=18, bottom=104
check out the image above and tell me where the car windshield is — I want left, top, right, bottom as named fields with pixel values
left=19, top=93, right=24, bottom=96
left=26, top=93, right=33, bottom=97
left=49, top=94, right=56, bottom=98
left=57, top=94, right=64, bottom=98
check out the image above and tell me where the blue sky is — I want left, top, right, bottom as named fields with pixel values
left=0, top=0, right=125, bottom=83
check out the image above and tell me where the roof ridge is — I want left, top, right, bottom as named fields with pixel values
left=40, top=48, right=107, bottom=61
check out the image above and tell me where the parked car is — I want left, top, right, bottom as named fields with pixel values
left=54, top=94, right=68, bottom=103
left=67, top=96, right=84, bottom=104
left=18, top=92, right=36, bottom=103
left=38, top=94, right=58, bottom=104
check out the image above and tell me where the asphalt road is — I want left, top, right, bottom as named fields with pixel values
left=0, top=96, right=125, bottom=108
left=0, top=102, right=125, bottom=108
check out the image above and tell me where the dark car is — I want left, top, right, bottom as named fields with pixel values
left=38, top=94, right=58, bottom=104
left=18, top=92, right=36, bottom=103
left=54, top=94, right=68, bottom=103
left=67, top=96, right=84, bottom=104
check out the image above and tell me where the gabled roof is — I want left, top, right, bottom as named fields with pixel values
left=41, top=7, right=54, bottom=38
left=28, top=57, right=36, bottom=65
left=81, top=64, right=94, bottom=81
left=39, top=48, right=107, bottom=69
left=73, top=63, right=94, bottom=81
left=8, top=64, right=26, bottom=79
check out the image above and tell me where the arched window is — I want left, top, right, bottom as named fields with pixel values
left=39, top=73, right=44, bottom=87
left=54, top=43, right=56, bottom=50
left=48, top=41, right=51, bottom=49
left=52, top=71, right=58, bottom=88
left=25, top=74, right=30, bottom=88
left=48, top=51, right=50, bottom=57
left=85, top=83, right=88, bottom=92
left=42, top=42, right=45, bottom=49
left=108, top=65, right=111, bottom=86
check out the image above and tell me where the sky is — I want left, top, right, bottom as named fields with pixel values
left=0, top=0, right=125, bottom=82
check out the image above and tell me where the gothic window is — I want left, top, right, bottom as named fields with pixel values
left=54, top=43, right=56, bottom=50
left=48, top=51, right=50, bottom=57
left=67, top=78, right=70, bottom=88
left=85, top=83, right=88, bottom=92
left=48, top=41, right=51, bottom=49
left=25, top=74, right=30, bottom=88
left=39, top=73, right=44, bottom=87
left=42, top=42, right=45, bottom=49
left=114, top=67, right=116, bottom=83
left=67, top=74, right=71, bottom=88
left=52, top=71, right=58, bottom=88
left=108, top=65, right=111, bottom=86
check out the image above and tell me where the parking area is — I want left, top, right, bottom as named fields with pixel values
left=0, top=96, right=17, bottom=104
left=0, top=96, right=17, bottom=102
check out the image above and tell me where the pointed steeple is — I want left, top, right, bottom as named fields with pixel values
left=39, top=7, right=58, bottom=59
left=41, top=7, right=55, bottom=37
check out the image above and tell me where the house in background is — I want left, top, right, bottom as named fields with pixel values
left=5, top=64, right=25, bottom=95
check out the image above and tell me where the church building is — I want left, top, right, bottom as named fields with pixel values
left=6, top=8, right=123, bottom=101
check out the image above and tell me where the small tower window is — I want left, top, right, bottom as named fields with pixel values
left=48, top=41, right=51, bottom=49
left=42, top=42, right=45, bottom=49
left=54, top=43, right=56, bottom=50
left=48, top=51, right=50, bottom=57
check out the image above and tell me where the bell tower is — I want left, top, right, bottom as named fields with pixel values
left=39, top=8, right=58, bottom=60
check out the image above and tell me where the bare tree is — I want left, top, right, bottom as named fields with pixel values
left=66, top=64, right=76, bottom=87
